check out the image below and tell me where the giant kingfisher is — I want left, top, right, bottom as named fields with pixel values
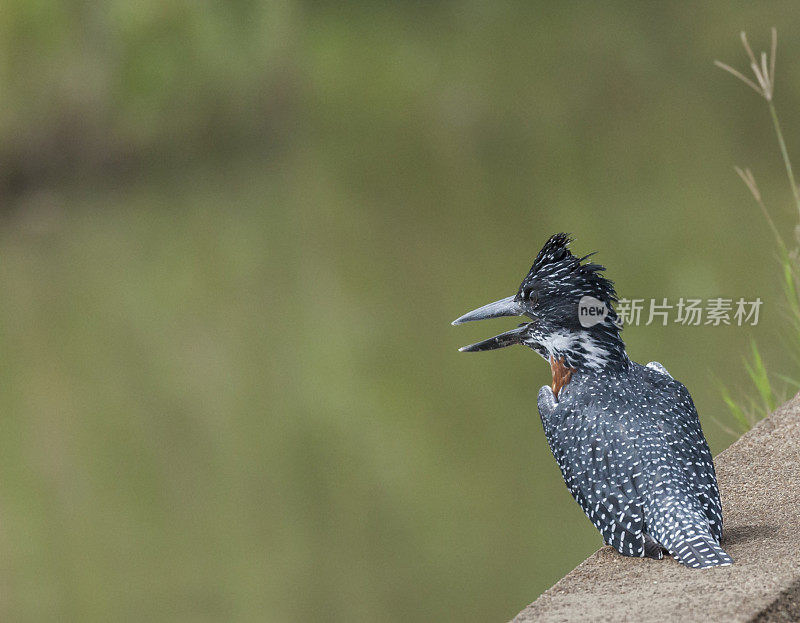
left=452, top=233, right=731, bottom=568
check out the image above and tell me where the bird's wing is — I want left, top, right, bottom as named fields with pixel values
left=646, top=361, right=671, bottom=378
left=657, top=379, right=723, bottom=542
left=539, top=393, right=652, bottom=557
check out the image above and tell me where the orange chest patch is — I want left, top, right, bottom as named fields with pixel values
left=549, top=356, right=575, bottom=399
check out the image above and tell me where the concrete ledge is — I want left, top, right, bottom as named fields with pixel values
left=512, top=394, right=800, bottom=623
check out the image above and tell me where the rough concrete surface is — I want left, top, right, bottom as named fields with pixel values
left=512, top=393, right=800, bottom=622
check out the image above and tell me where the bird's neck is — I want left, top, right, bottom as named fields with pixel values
left=543, top=328, right=629, bottom=375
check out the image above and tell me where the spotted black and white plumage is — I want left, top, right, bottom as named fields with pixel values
left=453, top=233, right=732, bottom=569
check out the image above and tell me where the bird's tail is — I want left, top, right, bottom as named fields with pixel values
left=668, top=533, right=733, bottom=569
left=646, top=471, right=732, bottom=569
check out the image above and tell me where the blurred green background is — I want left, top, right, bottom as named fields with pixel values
left=2, top=2, right=800, bottom=621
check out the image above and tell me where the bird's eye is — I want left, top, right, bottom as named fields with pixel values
left=527, top=290, right=538, bottom=304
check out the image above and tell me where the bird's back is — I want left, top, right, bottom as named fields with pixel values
left=539, top=361, right=731, bottom=567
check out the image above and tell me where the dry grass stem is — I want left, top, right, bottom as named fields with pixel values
left=714, top=28, right=777, bottom=101
left=734, top=166, right=760, bottom=202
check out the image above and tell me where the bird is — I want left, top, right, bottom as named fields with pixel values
left=451, top=233, right=732, bottom=569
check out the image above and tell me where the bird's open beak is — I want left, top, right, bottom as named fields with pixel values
left=452, top=295, right=531, bottom=352
left=457, top=324, right=530, bottom=352
left=451, top=295, right=523, bottom=325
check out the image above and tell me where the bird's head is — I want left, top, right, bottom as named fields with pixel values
left=452, top=233, right=628, bottom=371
